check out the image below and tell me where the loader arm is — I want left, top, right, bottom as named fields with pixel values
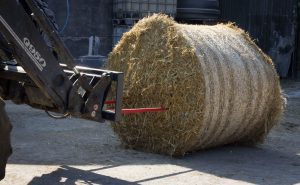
left=0, top=0, right=123, bottom=122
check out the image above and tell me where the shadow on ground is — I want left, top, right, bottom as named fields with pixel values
left=13, top=144, right=300, bottom=185
left=28, top=165, right=195, bottom=185
left=28, top=166, right=137, bottom=185
left=5, top=81, right=300, bottom=185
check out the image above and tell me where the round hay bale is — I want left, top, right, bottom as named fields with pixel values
left=108, top=14, right=285, bottom=156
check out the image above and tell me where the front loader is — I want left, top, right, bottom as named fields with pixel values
left=0, top=0, right=126, bottom=179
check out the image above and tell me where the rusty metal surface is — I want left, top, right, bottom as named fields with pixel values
left=220, top=0, right=298, bottom=77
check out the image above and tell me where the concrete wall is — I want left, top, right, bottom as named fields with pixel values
left=46, top=0, right=113, bottom=58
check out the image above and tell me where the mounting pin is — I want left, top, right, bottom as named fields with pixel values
left=91, top=111, right=96, bottom=118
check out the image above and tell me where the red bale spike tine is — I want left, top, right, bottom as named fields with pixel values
left=121, top=107, right=167, bottom=115
left=105, top=100, right=167, bottom=115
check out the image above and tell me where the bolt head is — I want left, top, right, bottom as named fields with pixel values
left=93, top=104, right=99, bottom=111
left=91, top=111, right=96, bottom=118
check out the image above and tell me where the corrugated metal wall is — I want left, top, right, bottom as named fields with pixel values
left=220, top=0, right=298, bottom=78
left=176, top=0, right=220, bottom=21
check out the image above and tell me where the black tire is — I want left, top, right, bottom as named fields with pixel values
left=34, top=0, right=59, bottom=32
left=0, top=0, right=59, bottom=61
left=0, top=98, right=12, bottom=180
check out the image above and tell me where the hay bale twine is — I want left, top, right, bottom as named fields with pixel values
left=108, top=14, right=284, bottom=156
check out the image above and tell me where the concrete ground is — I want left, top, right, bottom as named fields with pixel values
left=0, top=81, right=300, bottom=185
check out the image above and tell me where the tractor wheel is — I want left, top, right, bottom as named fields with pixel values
left=0, top=98, right=12, bottom=180
left=0, top=0, right=59, bottom=62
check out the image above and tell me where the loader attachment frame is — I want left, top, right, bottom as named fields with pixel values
left=0, top=0, right=123, bottom=122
